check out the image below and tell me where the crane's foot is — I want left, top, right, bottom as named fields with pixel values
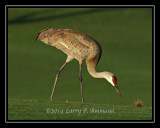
left=50, top=98, right=53, bottom=102
left=82, top=98, right=84, bottom=104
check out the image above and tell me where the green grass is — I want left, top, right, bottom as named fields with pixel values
left=8, top=99, right=152, bottom=120
left=8, top=8, right=152, bottom=120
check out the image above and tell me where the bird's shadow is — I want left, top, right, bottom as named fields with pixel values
left=8, top=8, right=122, bottom=24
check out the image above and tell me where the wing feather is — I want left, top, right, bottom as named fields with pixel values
left=47, top=30, right=90, bottom=60
left=36, top=28, right=101, bottom=61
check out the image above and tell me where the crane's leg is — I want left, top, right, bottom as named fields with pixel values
left=50, top=62, right=67, bottom=101
left=79, top=62, right=83, bottom=104
left=50, top=55, right=74, bottom=102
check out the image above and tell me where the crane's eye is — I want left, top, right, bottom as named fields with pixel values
left=112, top=76, right=117, bottom=84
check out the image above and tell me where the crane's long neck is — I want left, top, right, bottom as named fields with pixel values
left=86, top=59, right=106, bottom=79
left=86, top=58, right=116, bottom=87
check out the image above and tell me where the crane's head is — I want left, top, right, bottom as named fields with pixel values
left=104, top=72, right=121, bottom=97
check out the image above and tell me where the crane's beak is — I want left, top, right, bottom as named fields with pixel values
left=114, top=85, right=121, bottom=97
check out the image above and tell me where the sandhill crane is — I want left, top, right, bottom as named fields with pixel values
left=35, top=28, right=121, bottom=104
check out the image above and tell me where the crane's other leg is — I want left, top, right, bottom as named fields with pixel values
left=50, top=62, right=67, bottom=101
left=50, top=55, right=74, bottom=101
left=79, top=61, right=83, bottom=104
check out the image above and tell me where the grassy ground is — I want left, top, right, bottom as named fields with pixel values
left=8, top=99, right=152, bottom=120
left=8, top=8, right=152, bottom=120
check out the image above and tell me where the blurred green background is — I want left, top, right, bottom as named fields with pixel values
left=8, top=8, right=152, bottom=106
